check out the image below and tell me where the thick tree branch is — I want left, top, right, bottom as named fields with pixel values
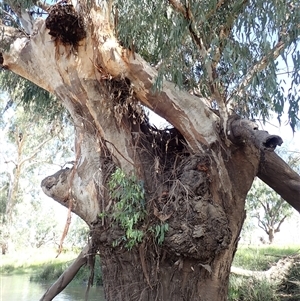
left=2, top=10, right=219, bottom=155
left=93, top=9, right=220, bottom=150
left=40, top=244, right=91, bottom=301
left=229, top=117, right=300, bottom=212
left=41, top=168, right=100, bottom=224
left=3, top=0, right=35, bottom=34
left=258, top=152, right=300, bottom=213
left=168, top=0, right=232, bottom=135
left=0, top=23, right=25, bottom=63
left=229, top=118, right=283, bottom=151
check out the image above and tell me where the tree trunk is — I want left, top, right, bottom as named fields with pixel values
left=42, top=136, right=259, bottom=300
left=2, top=3, right=300, bottom=301
left=268, top=228, right=275, bottom=244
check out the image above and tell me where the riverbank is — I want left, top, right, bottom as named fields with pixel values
left=1, top=247, right=102, bottom=285
left=2, top=245, right=300, bottom=300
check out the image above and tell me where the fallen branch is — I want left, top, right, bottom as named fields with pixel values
left=39, top=244, right=91, bottom=301
left=231, top=256, right=296, bottom=282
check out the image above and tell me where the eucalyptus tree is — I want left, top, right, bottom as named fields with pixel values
left=247, top=178, right=294, bottom=244
left=247, top=154, right=299, bottom=244
left=0, top=96, right=68, bottom=253
left=1, top=0, right=300, bottom=300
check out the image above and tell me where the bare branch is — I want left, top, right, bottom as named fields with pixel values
left=275, top=215, right=287, bottom=233
left=40, top=244, right=91, bottom=301
left=0, top=8, right=29, bottom=37
left=168, top=0, right=185, bottom=15
left=257, top=218, right=268, bottom=233
left=35, top=0, right=50, bottom=12
left=3, top=0, right=35, bottom=34
left=19, top=135, right=54, bottom=167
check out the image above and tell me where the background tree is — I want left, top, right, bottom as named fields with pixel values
left=0, top=95, right=74, bottom=253
left=246, top=178, right=294, bottom=244
left=1, top=1, right=300, bottom=301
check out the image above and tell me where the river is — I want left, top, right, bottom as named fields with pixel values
left=1, top=274, right=105, bottom=301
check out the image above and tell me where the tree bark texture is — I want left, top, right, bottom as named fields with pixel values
left=1, top=3, right=300, bottom=301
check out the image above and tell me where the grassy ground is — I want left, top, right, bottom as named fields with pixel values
left=229, top=245, right=300, bottom=301
left=233, top=245, right=300, bottom=270
left=1, top=247, right=103, bottom=285
left=1, top=248, right=77, bottom=275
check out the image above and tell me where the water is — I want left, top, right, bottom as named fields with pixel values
left=0, top=274, right=105, bottom=301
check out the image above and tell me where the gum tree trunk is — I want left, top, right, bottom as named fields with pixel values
left=1, top=3, right=300, bottom=301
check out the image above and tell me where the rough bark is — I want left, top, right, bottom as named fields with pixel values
left=1, top=3, right=300, bottom=301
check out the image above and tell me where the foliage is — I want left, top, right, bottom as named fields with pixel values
left=246, top=178, right=294, bottom=243
left=1, top=248, right=77, bottom=274
left=108, top=168, right=146, bottom=249
left=149, top=222, right=169, bottom=245
left=108, top=168, right=170, bottom=248
left=115, top=0, right=300, bottom=128
left=0, top=96, right=75, bottom=251
left=0, top=71, right=65, bottom=122
left=30, top=261, right=68, bottom=281
left=1, top=0, right=300, bottom=127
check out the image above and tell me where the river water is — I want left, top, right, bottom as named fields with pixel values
left=1, top=274, right=105, bottom=301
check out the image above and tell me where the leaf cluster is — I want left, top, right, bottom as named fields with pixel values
left=149, top=222, right=169, bottom=245
left=108, top=168, right=146, bottom=249
left=0, top=71, right=66, bottom=122
left=116, top=0, right=300, bottom=128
